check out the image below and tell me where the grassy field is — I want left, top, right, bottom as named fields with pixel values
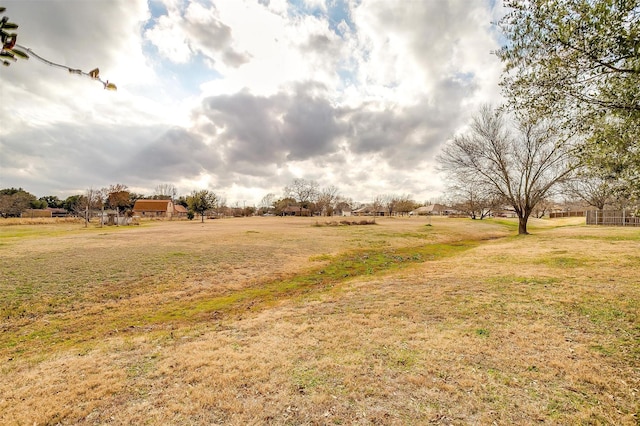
left=0, top=216, right=638, bottom=425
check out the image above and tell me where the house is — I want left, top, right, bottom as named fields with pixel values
left=21, top=209, right=52, bottom=218
left=409, top=206, right=432, bottom=216
left=47, top=208, right=69, bottom=217
left=352, top=204, right=387, bottom=216
left=132, top=199, right=175, bottom=218
left=410, top=204, right=457, bottom=216
left=282, top=206, right=311, bottom=216
left=173, top=204, right=188, bottom=218
left=494, top=206, right=518, bottom=218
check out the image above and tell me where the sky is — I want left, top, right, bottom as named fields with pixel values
left=0, top=0, right=505, bottom=206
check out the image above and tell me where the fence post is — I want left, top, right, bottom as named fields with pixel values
left=623, top=209, right=625, bottom=227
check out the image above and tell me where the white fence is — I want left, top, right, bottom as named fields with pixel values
left=585, top=210, right=640, bottom=227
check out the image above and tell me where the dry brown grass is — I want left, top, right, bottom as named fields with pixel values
left=0, top=216, right=638, bottom=425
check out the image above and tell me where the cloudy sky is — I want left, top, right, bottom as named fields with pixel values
left=1, top=0, right=504, bottom=206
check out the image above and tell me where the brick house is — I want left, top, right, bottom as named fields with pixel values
left=132, top=200, right=176, bottom=218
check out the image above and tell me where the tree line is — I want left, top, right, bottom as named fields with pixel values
left=0, top=181, right=424, bottom=222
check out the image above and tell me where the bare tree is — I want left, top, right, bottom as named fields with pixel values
left=106, top=184, right=130, bottom=226
left=154, top=183, right=177, bottom=201
left=371, top=195, right=385, bottom=221
left=394, top=195, right=417, bottom=216
left=563, top=168, right=623, bottom=212
left=448, top=182, right=499, bottom=220
left=438, top=106, right=577, bottom=234
left=316, top=185, right=340, bottom=216
left=531, top=198, right=554, bottom=219
left=284, top=178, right=318, bottom=212
left=380, top=194, right=397, bottom=217
left=79, top=187, right=103, bottom=227
left=258, top=193, right=276, bottom=215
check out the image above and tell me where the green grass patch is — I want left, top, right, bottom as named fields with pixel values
left=291, top=366, right=327, bottom=393
left=485, top=276, right=561, bottom=286
left=149, top=241, right=478, bottom=322
left=475, top=328, right=490, bottom=337
left=536, top=256, right=587, bottom=268
left=1, top=240, right=479, bottom=354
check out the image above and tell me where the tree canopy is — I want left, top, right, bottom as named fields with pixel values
left=187, top=190, right=218, bottom=223
left=0, top=188, right=38, bottom=217
left=497, top=0, right=640, bottom=202
left=497, top=0, right=640, bottom=119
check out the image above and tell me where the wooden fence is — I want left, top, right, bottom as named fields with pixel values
left=585, top=210, right=640, bottom=227
left=549, top=211, right=585, bottom=218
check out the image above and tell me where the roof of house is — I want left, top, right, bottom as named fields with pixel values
left=174, top=204, right=188, bottom=213
left=411, top=206, right=432, bottom=214
left=283, top=206, right=310, bottom=212
left=353, top=204, right=386, bottom=213
left=133, top=199, right=172, bottom=211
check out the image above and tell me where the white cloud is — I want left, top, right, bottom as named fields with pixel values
left=1, top=0, right=503, bottom=205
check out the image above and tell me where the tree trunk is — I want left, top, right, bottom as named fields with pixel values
left=518, top=212, right=530, bottom=235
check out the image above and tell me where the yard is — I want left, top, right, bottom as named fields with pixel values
left=0, top=216, right=638, bottom=424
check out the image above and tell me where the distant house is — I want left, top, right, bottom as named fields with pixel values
left=133, top=199, right=175, bottom=218
left=282, top=206, right=311, bottom=216
left=409, top=206, right=432, bottom=216
left=352, top=205, right=387, bottom=216
left=410, top=204, right=457, bottom=216
left=21, top=209, right=52, bottom=218
left=494, top=206, right=518, bottom=218
left=47, top=208, right=69, bottom=217
left=173, top=204, right=188, bottom=218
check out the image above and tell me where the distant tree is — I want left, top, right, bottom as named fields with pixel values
left=175, top=195, right=189, bottom=208
left=105, top=184, right=130, bottom=226
left=40, top=195, right=63, bottom=208
left=394, top=195, right=417, bottom=216
left=29, top=198, right=47, bottom=209
left=258, top=193, right=276, bottom=215
left=75, top=188, right=103, bottom=227
left=316, top=185, right=340, bottom=216
left=62, top=194, right=83, bottom=214
left=284, top=178, right=318, bottom=211
left=438, top=106, right=577, bottom=234
left=128, top=192, right=143, bottom=207
left=380, top=194, right=416, bottom=217
left=154, top=183, right=177, bottom=200
left=1, top=6, right=116, bottom=89
left=579, top=115, right=640, bottom=200
left=531, top=198, right=554, bottom=219
left=371, top=195, right=385, bottom=220
left=448, top=182, right=499, bottom=220
left=273, top=197, right=296, bottom=216
left=563, top=170, right=622, bottom=212
left=212, top=195, right=227, bottom=217
left=187, top=190, right=218, bottom=223
left=0, top=187, right=36, bottom=217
